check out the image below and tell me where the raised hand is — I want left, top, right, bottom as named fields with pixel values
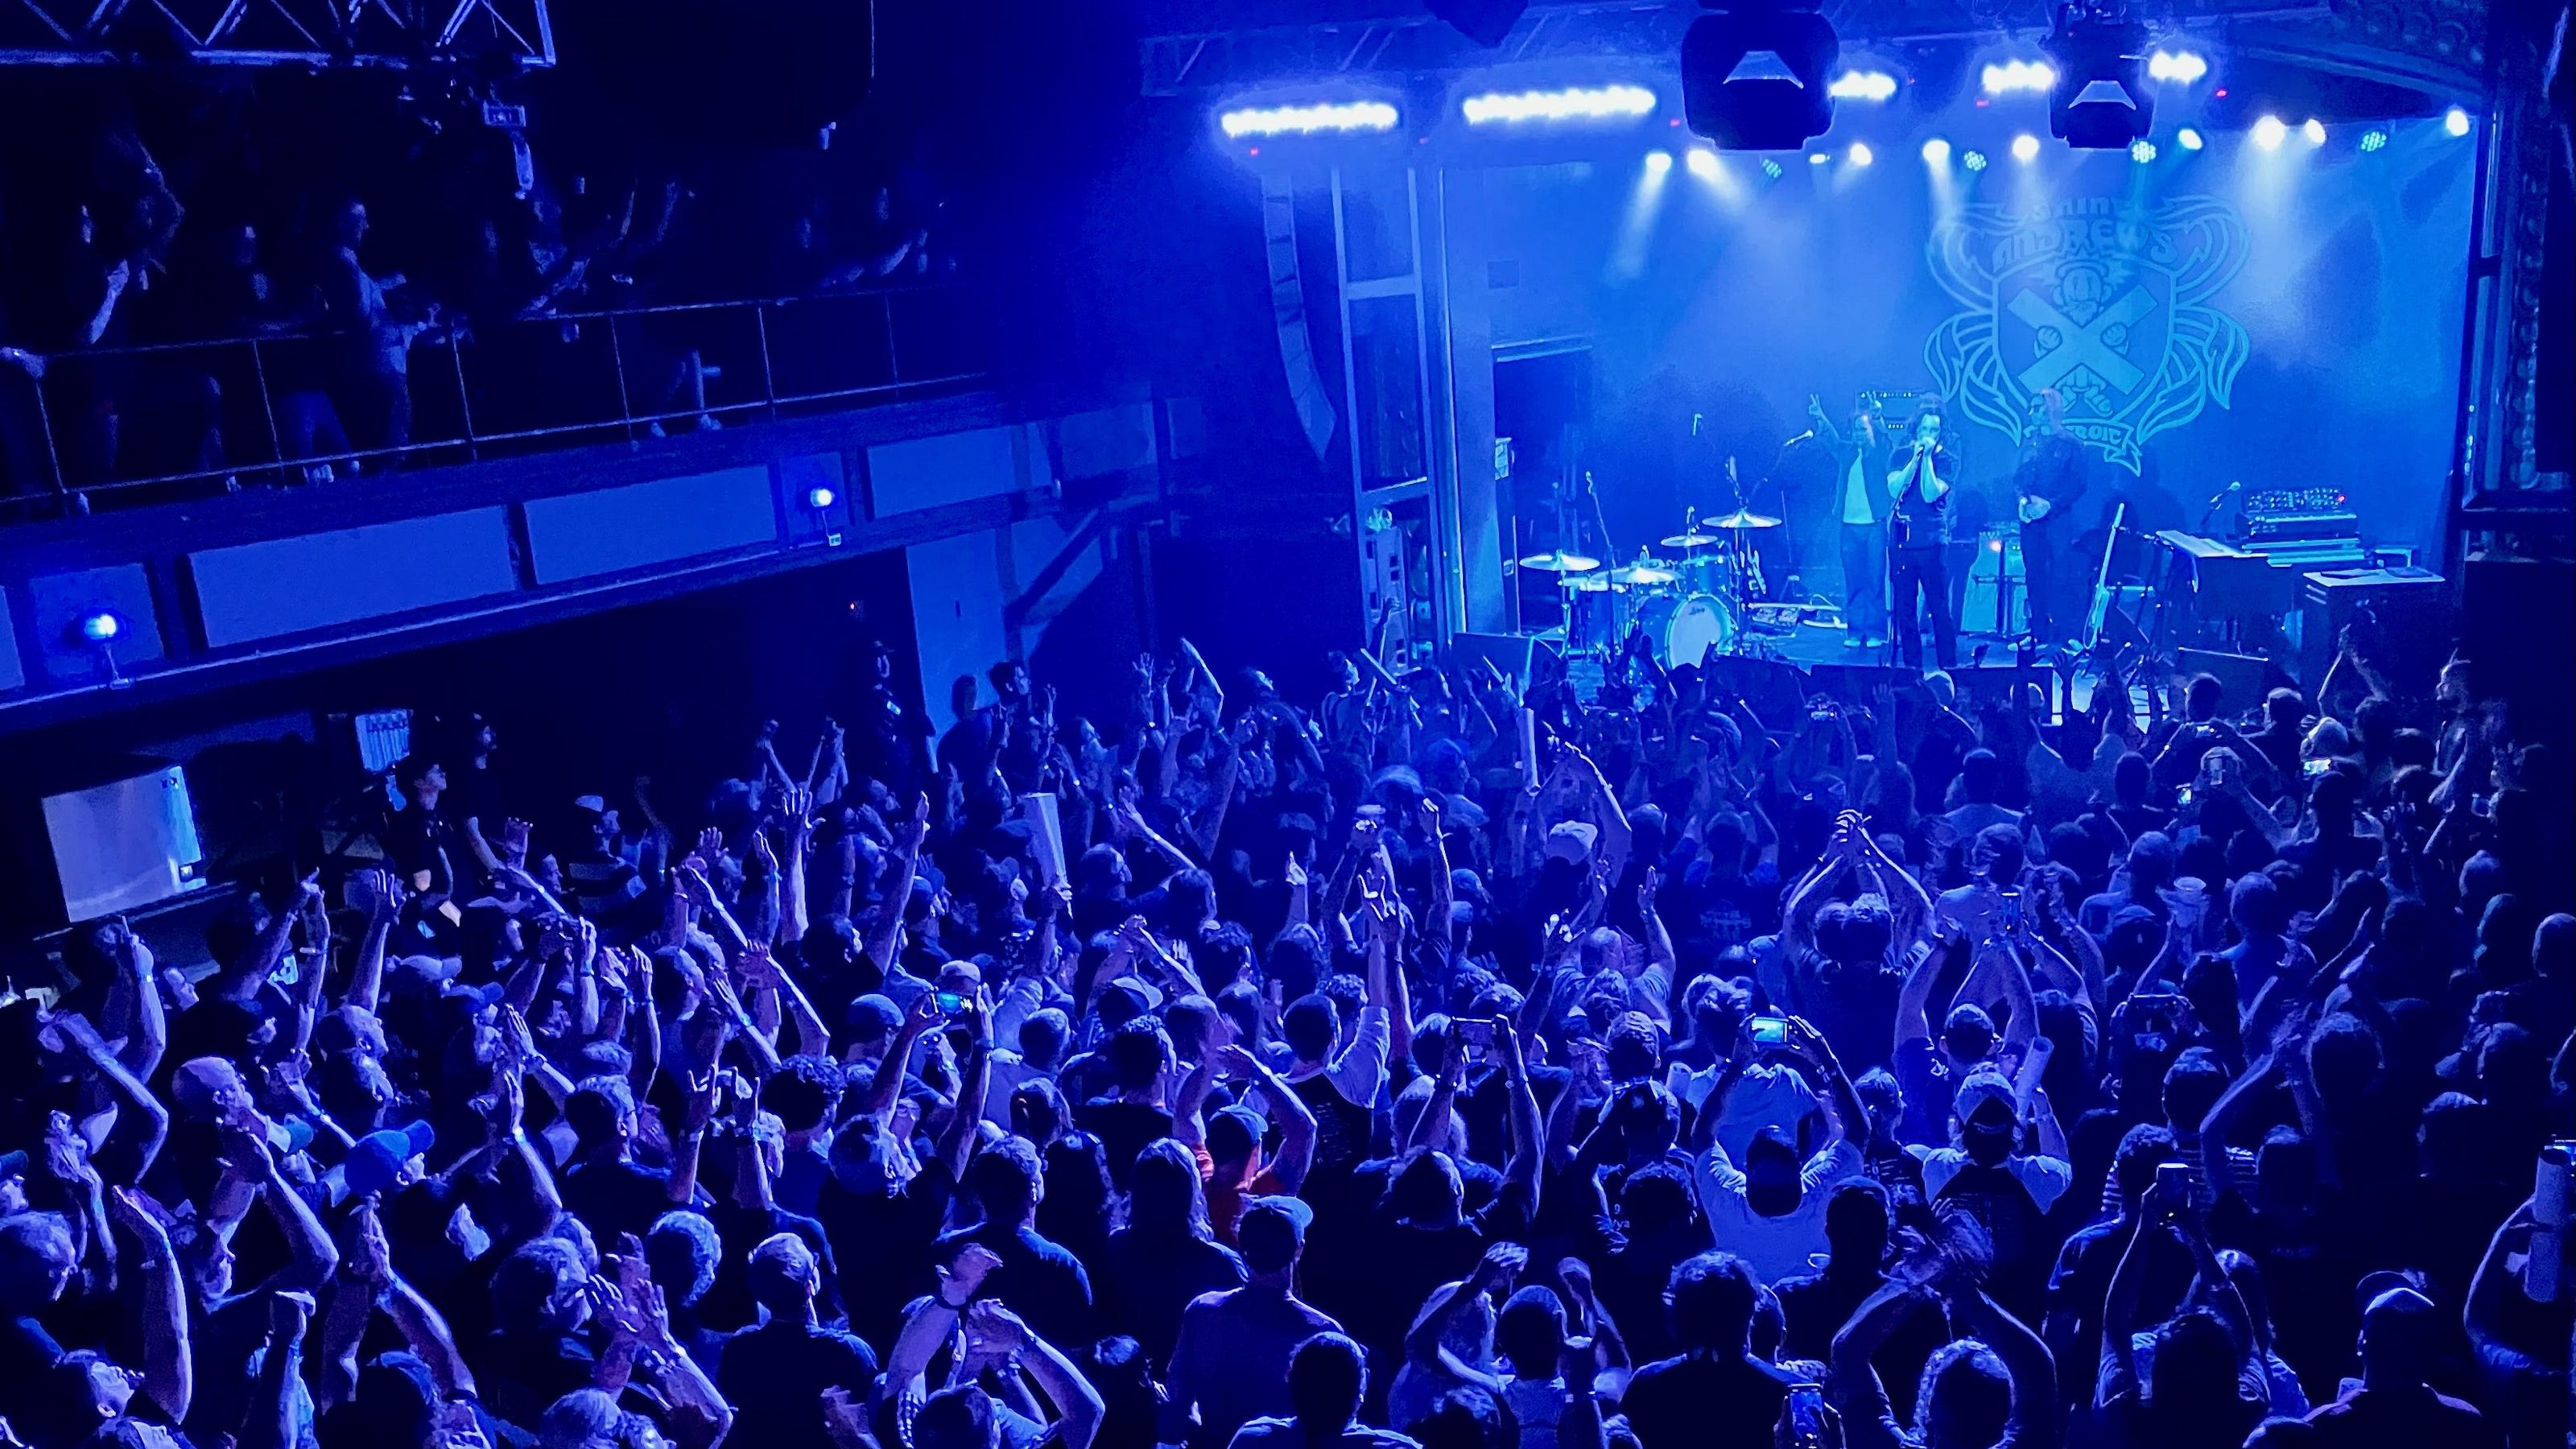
left=500, top=818, right=534, bottom=865
left=1473, top=1242, right=1530, bottom=1294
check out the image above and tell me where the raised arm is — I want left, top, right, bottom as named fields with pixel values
left=111, top=1187, right=192, bottom=1423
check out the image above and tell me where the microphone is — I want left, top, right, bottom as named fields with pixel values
left=1783, top=429, right=1816, bottom=448
left=1690, top=412, right=1703, bottom=436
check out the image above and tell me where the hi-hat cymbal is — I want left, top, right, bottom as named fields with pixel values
left=1603, top=564, right=1680, bottom=586
left=1660, top=530, right=1726, bottom=549
left=1519, top=549, right=1600, bottom=573
left=1707, top=508, right=1783, bottom=530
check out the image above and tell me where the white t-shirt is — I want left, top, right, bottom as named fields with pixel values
left=1695, top=1137, right=1865, bottom=1282
left=1843, top=452, right=1876, bottom=526
left=1913, top=1147, right=2075, bottom=1213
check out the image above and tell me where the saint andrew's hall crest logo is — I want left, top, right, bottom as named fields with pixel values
left=1924, top=194, right=2251, bottom=473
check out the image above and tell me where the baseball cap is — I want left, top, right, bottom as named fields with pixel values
left=345, top=1120, right=436, bottom=1198
left=847, top=994, right=903, bottom=1044
left=1544, top=822, right=1599, bottom=864
left=1208, top=1104, right=1265, bottom=1161
left=1955, top=1068, right=2018, bottom=1125
left=1238, top=1195, right=1312, bottom=1274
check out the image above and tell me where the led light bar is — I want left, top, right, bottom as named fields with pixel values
left=2146, top=49, right=2207, bottom=84
left=1219, top=100, right=1400, bottom=138
left=1827, top=69, right=1897, bottom=102
left=1981, top=58, right=2057, bottom=95
left=1461, top=84, right=1657, bottom=126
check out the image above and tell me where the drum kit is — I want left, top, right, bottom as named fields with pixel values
left=1520, top=502, right=1783, bottom=668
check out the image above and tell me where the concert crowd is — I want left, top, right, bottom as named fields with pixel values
left=1, top=627, right=2569, bottom=1449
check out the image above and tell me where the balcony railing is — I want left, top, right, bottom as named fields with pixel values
left=0, top=283, right=990, bottom=522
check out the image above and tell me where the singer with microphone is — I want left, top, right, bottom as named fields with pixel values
left=1809, top=392, right=1889, bottom=650
left=1885, top=402, right=1961, bottom=670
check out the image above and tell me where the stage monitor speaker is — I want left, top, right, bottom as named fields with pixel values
left=2297, top=565, right=2447, bottom=694
left=1426, top=0, right=1528, bottom=47
left=1451, top=632, right=1542, bottom=691
left=2174, top=647, right=2292, bottom=709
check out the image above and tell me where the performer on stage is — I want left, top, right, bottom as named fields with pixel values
left=1885, top=403, right=1960, bottom=670
left=1809, top=393, right=1888, bottom=649
left=2013, top=387, right=2087, bottom=645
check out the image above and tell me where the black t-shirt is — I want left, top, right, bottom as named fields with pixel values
left=702, top=1200, right=841, bottom=1333
left=818, top=1159, right=955, bottom=1353
left=1620, top=1352, right=1797, bottom=1449
left=470, top=1328, right=599, bottom=1431
left=935, top=1220, right=1096, bottom=1354
left=1075, top=1098, right=1176, bottom=1191
left=716, top=1319, right=881, bottom=1449
left=1103, top=1228, right=1246, bottom=1369
left=560, top=1156, right=679, bottom=1246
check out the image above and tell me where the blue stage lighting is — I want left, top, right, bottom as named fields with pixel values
left=1218, top=101, right=1399, bottom=138
left=1982, top=58, right=2055, bottom=94
left=1962, top=149, right=1988, bottom=171
left=1827, top=69, right=1897, bottom=102
left=1921, top=137, right=1951, bottom=163
left=2443, top=106, right=2471, bottom=136
left=1461, top=84, right=1657, bottom=126
left=2176, top=127, right=2204, bottom=150
left=2359, top=129, right=2388, bottom=152
left=2146, top=50, right=2207, bottom=84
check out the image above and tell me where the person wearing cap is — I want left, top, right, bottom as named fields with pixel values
left=1894, top=929, right=2037, bottom=1149
left=1687, top=1015, right=1867, bottom=1284
left=564, top=795, right=646, bottom=927
left=2298, top=1284, right=2496, bottom=1447
left=1192, top=1045, right=1317, bottom=1245
left=1164, top=1196, right=1341, bottom=1449
left=1910, top=1067, right=2071, bottom=1321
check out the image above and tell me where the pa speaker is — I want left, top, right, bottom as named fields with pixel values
left=1426, top=0, right=1528, bottom=47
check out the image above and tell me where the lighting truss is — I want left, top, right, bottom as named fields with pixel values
left=0, top=0, right=553, bottom=66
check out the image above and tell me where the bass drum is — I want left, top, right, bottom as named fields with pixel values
left=1639, top=591, right=1736, bottom=668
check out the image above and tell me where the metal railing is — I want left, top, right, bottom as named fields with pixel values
left=0, top=283, right=991, bottom=521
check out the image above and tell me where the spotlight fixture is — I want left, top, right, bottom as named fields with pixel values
left=79, top=610, right=122, bottom=643
left=2301, top=118, right=2326, bottom=145
left=2129, top=138, right=2157, bottom=162
left=1827, top=69, right=1897, bottom=101
left=1218, top=100, right=1399, bottom=138
left=2359, top=129, right=2388, bottom=152
left=2011, top=132, right=2041, bottom=162
left=1962, top=148, right=1989, bottom=171
left=806, top=485, right=838, bottom=510
left=1686, top=147, right=1722, bottom=178
left=1809, top=151, right=1829, bottom=164
left=1847, top=141, right=1872, bottom=166
left=1681, top=4, right=1841, bottom=151
left=2145, top=49, right=2207, bottom=84
left=2443, top=105, right=2471, bottom=136
left=1982, top=58, right=2056, bottom=95
left=1761, top=157, right=1785, bottom=178
left=2176, top=126, right=2204, bottom=150
left=1921, top=137, right=1951, bottom=163
left=1644, top=149, right=1674, bottom=175
left=2046, top=2, right=2153, bottom=150
left=2252, top=114, right=2286, bottom=149
left=1461, top=84, right=1657, bottom=126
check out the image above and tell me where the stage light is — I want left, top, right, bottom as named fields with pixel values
left=2129, top=138, right=2157, bottom=162
left=79, top=611, right=122, bottom=643
left=2011, top=133, right=2041, bottom=162
left=2359, top=129, right=2388, bottom=152
left=2177, top=127, right=2204, bottom=150
left=2444, top=105, right=2471, bottom=136
left=1461, top=84, right=1657, bottom=126
left=1686, top=147, right=1721, bottom=179
left=806, top=485, right=838, bottom=510
left=2301, top=118, right=2326, bottom=145
left=1681, top=7, right=1841, bottom=151
left=1982, top=58, right=2055, bottom=95
left=1809, top=151, right=1829, bottom=164
left=1761, top=157, right=1784, bottom=178
left=1846, top=142, right=1873, bottom=166
left=2047, top=6, right=2153, bottom=149
left=2146, top=49, right=2207, bottom=84
left=1644, top=149, right=1674, bottom=175
left=1827, top=69, right=1897, bottom=101
left=1962, top=148, right=1988, bottom=171
left=2252, top=114, right=2286, bottom=149
left=1921, top=137, right=1951, bottom=163
left=1219, top=100, right=1399, bottom=138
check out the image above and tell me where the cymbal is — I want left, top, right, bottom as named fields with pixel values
left=1707, top=508, right=1783, bottom=530
left=1603, top=564, right=1680, bottom=586
left=1519, top=549, right=1600, bottom=573
left=1660, top=530, right=1726, bottom=549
